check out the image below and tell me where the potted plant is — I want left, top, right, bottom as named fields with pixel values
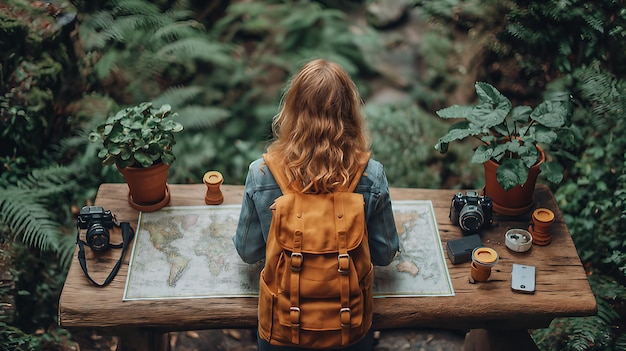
left=434, top=82, right=575, bottom=216
left=90, top=102, right=184, bottom=212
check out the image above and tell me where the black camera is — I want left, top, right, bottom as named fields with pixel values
left=77, top=206, right=115, bottom=251
left=449, top=191, right=493, bottom=234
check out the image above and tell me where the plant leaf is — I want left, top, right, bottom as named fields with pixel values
left=497, top=158, right=528, bottom=190
left=519, top=144, right=539, bottom=168
left=161, top=153, right=175, bottom=165
left=469, top=82, right=512, bottom=128
left=531, top=126, right=558, bottom=144
left=531, top=101, right=567, bottom=128
left=471, top=145, right=494, bottom=163
left=511, top=105, right=532, bottom=123
left=475, top=82, right=504, bottom=104
left=134, top=151, right=152, bottom=167
left=491, top=142, right=510, bottom=162
left=468, top=102, right=510, bottom=128
left=540, top=161, right=564, bottom=183
left=435, top=127, right=479, bottom=150
left=436, top=105, right=474, bottom=119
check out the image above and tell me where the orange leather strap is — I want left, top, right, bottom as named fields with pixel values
left=336, top=194, right=351, bottom=346
left=290, top=229, right=302, bottom=344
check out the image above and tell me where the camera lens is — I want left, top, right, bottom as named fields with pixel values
left=87, top=223, right=110, bottom=252
left=459, top=204, right=484, bottom=233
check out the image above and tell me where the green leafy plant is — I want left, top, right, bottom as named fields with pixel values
left=532, top=274, right=626, bottom=351
left=502, top=0, right=626, bottom=78
left=540, top=68, right=626, bottom=350
left=89, top=102, right=183, bottom=169
left=0, top=1, right=78, bottom=170
left=434, top=81, right=576, bottom=190
left=77, top=0, right=234, bottom=100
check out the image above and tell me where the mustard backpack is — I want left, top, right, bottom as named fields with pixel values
left=258, top=153, right=373, bottom=349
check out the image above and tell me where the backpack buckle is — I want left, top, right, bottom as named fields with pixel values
left=291, top=252, right=303, bottom=272
left=338, top=254, right=350, bottom=274
left=340, top=307, right=351, bottom=327
left=290, top=307, right=301, bottom=326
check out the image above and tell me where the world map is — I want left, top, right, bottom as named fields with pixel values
left=123, top=201, right=453, bottom=300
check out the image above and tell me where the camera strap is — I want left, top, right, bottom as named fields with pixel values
left=76, top=222, right=135, bottom=287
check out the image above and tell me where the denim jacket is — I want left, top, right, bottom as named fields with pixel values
left=234, top=157, right=399, bottom=266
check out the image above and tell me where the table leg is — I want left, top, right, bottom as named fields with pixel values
left=464, top=329, right=539, bottom=351
left=116, top=329, right=169, bottom=351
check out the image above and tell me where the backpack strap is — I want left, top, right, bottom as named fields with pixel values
left=337, top=153, right=369, bottom=345
left=263, top=153, right=370, bottom=194
left=263, top=153, right=301, bottom=194
left=335, top=193, right=352, bottom=345
left=346, top=155, right=369, bottom=193
left=290, top=228, right=303, bottom=344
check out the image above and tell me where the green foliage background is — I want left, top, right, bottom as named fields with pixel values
left=1, top=0, right=625, bottom=350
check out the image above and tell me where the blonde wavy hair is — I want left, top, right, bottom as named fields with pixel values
left=266, top=59, right=371, bottom=193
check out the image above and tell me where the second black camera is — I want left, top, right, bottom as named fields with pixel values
left=449, top=191, right=493, bottom=234
left=77, top=206, right=115, bottom=251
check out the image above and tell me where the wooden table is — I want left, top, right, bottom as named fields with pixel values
left=59, top=184, right=597, bottom=351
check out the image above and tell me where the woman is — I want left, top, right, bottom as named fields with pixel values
left=234, top=59, right=399, bottom=350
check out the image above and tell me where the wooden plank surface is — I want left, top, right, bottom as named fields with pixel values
left=59, top=184, right=596, bottom=332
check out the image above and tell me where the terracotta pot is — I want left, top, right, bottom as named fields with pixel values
left=117, top=162, right=171, bottom=212
left=483, top=146, right=545, bottom=216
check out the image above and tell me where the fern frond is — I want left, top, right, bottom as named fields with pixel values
left=153, top=20, right=205, bottom=43
left=151, top=86, right=204, bottom=110
left=558, top=41, right=572, bottom=56
left=110, top=0, right=160, bottom=17
left=103, top=13, right=172, bottom=43
left=57, top=233, right=77, bottom=269
left=219, top=1, right=273, bottom=20
left=614, top=333, right=626, bottom=350
left=79, top=11, right=116, bottom=49
left=81, top=1, right=177, bottom=49
left=505, top=23, right=545, bottom=46
left=569, top=315, right=612, bottom=350
left=0, top=188, right=63, bottom=252
left=92, top=51, right=122, bottom=80
left=574, top=66, right=626, bottom=118
left=15, top=165, right=75, bottom=197
left=155, top=38, right=234, bottom=66
left=280, top=3, right=344, bottom=31
left=583, top=13, right=605, bottom=34
left=595, top=298, right=619, bottom=325
left=589, top=273, right=626, bottom=301
left=539, top=315, right=613, bottom=351
left=533, top=269, right=626, bottom=351
left=0, top=165, right=75, bottom=252
left=164, top=8, right=195, bottom=22
left=100, top=16, right=143, bottom=42
left=177, top=105, right=231, bottom=130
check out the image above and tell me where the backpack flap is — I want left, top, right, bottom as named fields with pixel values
left=272, top=192, right=365, bottom=253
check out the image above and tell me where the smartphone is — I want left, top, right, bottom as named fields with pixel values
left=511, top=264, right=536, bottom=293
